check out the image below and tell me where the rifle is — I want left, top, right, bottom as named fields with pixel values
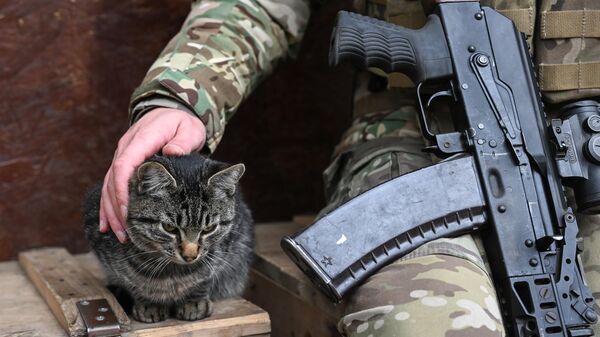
left=281, top=1, right=600, bottom=336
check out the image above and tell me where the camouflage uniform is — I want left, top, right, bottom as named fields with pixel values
left=128, top=0, right=600, bottom=336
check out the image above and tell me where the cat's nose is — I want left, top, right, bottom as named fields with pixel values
left=181, top=240, right=199, bottom=262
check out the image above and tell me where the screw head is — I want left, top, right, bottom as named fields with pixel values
left=489, top=140, right=497, bottom=148
left=529, top=258, right=539, bottom=267
left=98, top=307, right=109, bottom=313
left=475, top=12, right=483, bottom=20
left=462, top=83, right=469, bottom=90
left=443, top=142, right=450, bottom=148
left=545, top=311, right=557, bottom=323
left=476, top=55, right=489, bottom=67
left=95, top=315, right=105, bottom=321
left=565, top=213, right=575, bottom=223
left=80, top=300, right=89, bottom=306
left=467, top=128, right=477, bottom=138
left=498, top=205, right=507, bottom=213
left=525, top=239, right=533, bottom=247
left=540, top=287, right=550, bottom=299
left=468, top=45, right=476, bottom=52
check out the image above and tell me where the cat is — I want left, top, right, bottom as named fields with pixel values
left=83, top=154, right=253, bottom=322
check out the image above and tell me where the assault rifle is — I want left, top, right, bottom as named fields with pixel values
left=281, top=1, right=600, bottom=336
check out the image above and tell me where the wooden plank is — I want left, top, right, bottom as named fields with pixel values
left=72, top=253, right=270, bottom=336
left=74, top=253, right=105, bottom=281
left=245, top=269, right=341, bottom=337
left=127, top=299, right=269, bottom=337
left=18, top=248, right=131, bottom=337
left=0, top=259, right=66, bottom=337
left=10, top=249, right=270, bottom=336
left=252, top=223, right=346, bottom=319
left=291, top=214, right=316, bottom=227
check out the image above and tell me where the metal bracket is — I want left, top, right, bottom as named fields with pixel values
left=76, top=299, right=121, bottom=337
left=550, top=118, right=585, bottom=179
left=471, top=53, right=526, bottom=165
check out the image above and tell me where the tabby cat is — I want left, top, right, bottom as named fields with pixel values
left=83, top=154, right=253, bottom=322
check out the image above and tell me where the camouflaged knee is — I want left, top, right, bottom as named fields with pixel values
left=337, top=255, right=504, bottom=337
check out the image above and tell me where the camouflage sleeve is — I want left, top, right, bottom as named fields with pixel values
left=129, top=0, right=310, bottom=152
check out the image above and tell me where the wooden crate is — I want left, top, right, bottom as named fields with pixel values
left=1, top=221, right=342, bottom=337
left=1, top=248, right=270, bottom=337
left=244, top=222, right=345, bottom=337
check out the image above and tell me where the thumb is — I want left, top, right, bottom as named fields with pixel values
left=162, top=143, right=186, bottom=156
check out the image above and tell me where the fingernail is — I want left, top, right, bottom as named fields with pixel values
left=99, top=219, right=106, bottom=232
left=164, top=144, right=185, bottom=156
left=116, top=230, right=128, bottom=243
left=120, top=205, right=128, bottom=220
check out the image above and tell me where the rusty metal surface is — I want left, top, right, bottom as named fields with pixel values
left=0, top=1, right=353, bottom=260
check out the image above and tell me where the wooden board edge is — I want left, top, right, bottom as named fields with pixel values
left=19, top=248, right=72, bottom=334
left=19, top=247, right=131, bottom=336
left=130, top=312, right=270, bottom=337
left=248, top=268, right=346, bottom=318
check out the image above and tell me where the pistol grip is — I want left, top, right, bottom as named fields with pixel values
left=330, top=11, right=453, bottom=83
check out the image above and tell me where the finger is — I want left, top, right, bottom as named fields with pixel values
left=111, top=132, right=167, bottom=223
left=105, top=128, right=147, bottom=225
left=99, top=170, right=111, bottom=233
left=162, top=119, right=206, bottom=155
left=102, top=130, right=137, bottom=228
left=102, top=178, right=127, bottom=243
left=106, top=168, right=127, bottom=227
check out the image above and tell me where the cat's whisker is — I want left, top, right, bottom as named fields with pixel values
left=156, top=258, right=172, bottom=279
left=207, top=252, right=237, bottom=272
left=142, top=257, right=168, bottom=295
left=201, top=255, right=218, bottom=277
left=134, top=255, right=165, bottom=276
left=147, top=257, right=170, bottom=283
left=217, top=237, right=253, bottom=251
left=226, top=228, right=248, bottom=235
left=113, top=250, right=161, bottom=262
left=123, top=223, right=152, bottom=231
left=204, top=253, right=234, bottom=288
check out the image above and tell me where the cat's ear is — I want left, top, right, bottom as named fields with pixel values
left=136, top=162, right=177, bottom=195
left=207, top=164, right=245, bottom=198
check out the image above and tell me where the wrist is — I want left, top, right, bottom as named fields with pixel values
left=130, top=97, right=196, bottom=124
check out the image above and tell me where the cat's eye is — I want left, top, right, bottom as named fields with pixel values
left=162, top=223, right=178, bottom=234
left=203, top=224, right=217, bottom=234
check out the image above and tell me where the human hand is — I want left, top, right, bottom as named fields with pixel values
left=100, top=108, right=206, bottom=242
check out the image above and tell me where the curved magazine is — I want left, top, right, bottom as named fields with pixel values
left=281, top=155, right=487, bottom=302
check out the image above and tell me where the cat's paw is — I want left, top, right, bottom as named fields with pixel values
left=132, top=302, right=169, bottom=323
left=175, top=298, right=213, bottom=321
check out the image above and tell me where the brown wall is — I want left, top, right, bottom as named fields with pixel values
left=0, top=1, right=354, bottom=260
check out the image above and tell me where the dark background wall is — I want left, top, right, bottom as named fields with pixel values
left=0, top=0, right=353, bottom=261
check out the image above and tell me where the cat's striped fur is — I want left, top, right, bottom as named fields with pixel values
left=83, top=154, right=253, bottom=322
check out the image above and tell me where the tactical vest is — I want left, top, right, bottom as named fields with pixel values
left=357, top=0, right=600, bottom=104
